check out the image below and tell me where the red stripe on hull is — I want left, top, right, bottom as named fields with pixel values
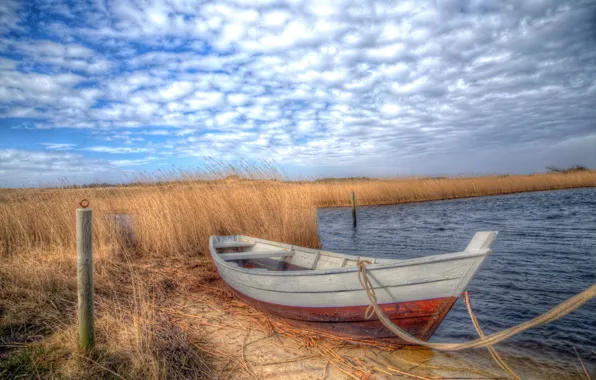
left=229, top=288, right=457, bottom=342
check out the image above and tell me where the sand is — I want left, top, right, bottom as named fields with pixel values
left=169, top=286, right=586, bottom=380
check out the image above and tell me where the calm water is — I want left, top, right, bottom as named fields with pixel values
left=317, top=188, right=595, bottom=374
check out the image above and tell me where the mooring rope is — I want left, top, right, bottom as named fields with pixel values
left=357, top=260, right=596, bottom=351
left=462, top=291, right=520, bottom=379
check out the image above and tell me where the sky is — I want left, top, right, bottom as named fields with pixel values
left=0, top=0, right=595, bottom=187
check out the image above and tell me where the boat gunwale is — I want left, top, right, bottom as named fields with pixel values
left=220, top=272, right=465, bottom=294
left=209, top=235, right=493, bottom=277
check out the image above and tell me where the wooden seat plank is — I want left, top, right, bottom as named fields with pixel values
left=214, top=241, right=255, bottom=249
left=221, top=250, right=294, bottom=261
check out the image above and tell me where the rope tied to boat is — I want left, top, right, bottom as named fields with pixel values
left=356, top=260, right=596, bottom=351
left=462, top=291, right=521, bottom=380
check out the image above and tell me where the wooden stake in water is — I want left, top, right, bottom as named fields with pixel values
left=351, top=191, right=357, bottom=228
left=76, top=207, right=95, bottom=351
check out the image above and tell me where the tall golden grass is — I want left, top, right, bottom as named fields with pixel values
left=2, top=170, right=595, bottom=257
left=1, top=170, right=595, bottom=378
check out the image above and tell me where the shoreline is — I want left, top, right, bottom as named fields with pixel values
left=177, top=277, right=589, bottom=380
left=316, top=183, right=596, bottom=210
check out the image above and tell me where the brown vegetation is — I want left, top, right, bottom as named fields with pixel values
left=1, top=170, right=595, bottom=378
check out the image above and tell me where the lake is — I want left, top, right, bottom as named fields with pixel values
left=317, top=188, right=595, bottom=375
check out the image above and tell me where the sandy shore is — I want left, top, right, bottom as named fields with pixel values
left=171, top=285, right=585, bottom=380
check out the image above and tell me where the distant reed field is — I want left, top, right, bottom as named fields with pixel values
left=1, top=169, right=595, bottom=378
left=1, top=170, right=595, bottom=256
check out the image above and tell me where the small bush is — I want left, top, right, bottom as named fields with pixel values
left=546, top=165, right=590, bottom=173
left=0, top=346, right=53, bottom=378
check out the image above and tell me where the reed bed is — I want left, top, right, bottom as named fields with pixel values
left=1, top=169, right=595, bottom=378
left=1, top=170, right=595, bottom=257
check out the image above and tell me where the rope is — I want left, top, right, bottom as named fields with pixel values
left=462, top=291, right=520, bottom=380
left=357, top=260, right=596, bottom=351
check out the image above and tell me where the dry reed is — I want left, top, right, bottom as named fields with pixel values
left=1, top=170, right=595, bottom=257
left=1, top=169, right=595, bottom=378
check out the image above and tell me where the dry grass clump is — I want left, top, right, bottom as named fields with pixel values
left=1, top=168, right=595, bottom=378
left=0, top=245, right=213, bottom=379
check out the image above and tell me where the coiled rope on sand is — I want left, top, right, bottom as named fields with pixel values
left=357, top=260, right=596, bottom=351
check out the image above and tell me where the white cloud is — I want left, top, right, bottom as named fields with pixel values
left=176, top=128, right=198, bottom=136
left=42, top=143, right=76, bottom=151
left=0, top=149, right=113, bottom=187
left=157, top=81, right=194, bottom=101
left=0, top=57, right=17, bottom=70
left=110, top=157, right=160, bottom=166
left=380, top=104, right=401, bottom=117
left=227, top=93, right=249, bottom=106
left=0, top=0, right=23, bottom=34
left=186, top=91, right=224, bottom=110
left=0, top=0, right=595, bottom=182
left=145, top=130, right=170, bottom=136
left=85, top=146, right=149, bottom=154
left=260, top=9, right=291, bottom=28
left=1, top=40, right=112, bottom=74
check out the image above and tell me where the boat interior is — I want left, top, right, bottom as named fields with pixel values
left=211, top=235, right=396, bottom=272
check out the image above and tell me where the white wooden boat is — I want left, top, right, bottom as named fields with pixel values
left=209, top=231, right=497, bottom=341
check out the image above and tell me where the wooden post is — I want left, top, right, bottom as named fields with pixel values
left=351, top=191, right=357, bottom=228
left=76, top=208, right=95, bottom=351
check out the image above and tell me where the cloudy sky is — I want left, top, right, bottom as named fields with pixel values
left=0, top=0, right=595, bottom=187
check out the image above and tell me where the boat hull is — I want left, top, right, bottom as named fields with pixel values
left=230, top=287, right=458, bottom=341
left=210, top=232, right=497, bottom=342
